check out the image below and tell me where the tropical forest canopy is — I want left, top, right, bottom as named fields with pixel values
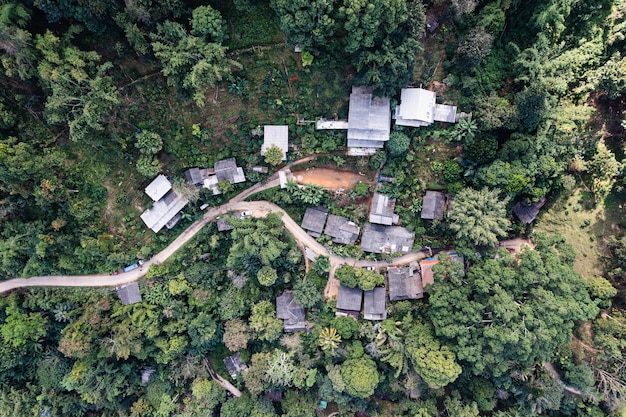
left=1, top=0, right=626, bottom=416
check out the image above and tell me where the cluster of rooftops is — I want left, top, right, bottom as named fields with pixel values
left=300, top=190, right=451, bottom=255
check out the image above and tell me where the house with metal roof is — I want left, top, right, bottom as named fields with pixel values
left=217, top=217, right=232, bottom=232
left=336, top=285, right=363, bottom=318
left=184, top=168, right=211, bottom=187
left=360, top=223, right=415, bottom=254
left=513, top=197, right=547, bottom=224
left=145, top=174, right=172, bottom=202
left=223, top=352, right=248, bottom=378
left=301, top=206, right=328, bottom=238
left=324, top=214, right=360, bottom=244
left=214, top=157, right=246, bottom=184
left=388, top=264, right=424, bottom=301
left=140, top=189, right=189, bottom=233
left=363, top=287, right=387, bottom=321
left=262, top=125, right=289, bottom=161
left=116, top=282, right=142, bottom=305
left=369, top=193, right=399, bottom=225
left=394, top=88, right=458, bottom=127
left=420, top=251, right=464, bottom=288
left=276, top=291, right=307, bottom=332
left=347, top=86, right=391, bottom=156
left=421, top=190, right=446, bottom=220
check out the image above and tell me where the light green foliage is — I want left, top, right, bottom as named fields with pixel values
left=265, top=349, right=296, bottom=387
left=151, top=19, right=240, bottom=107
left=1, top=297, right=47, bottom=348
left=443, top=392, right=480, bottom=417
left=135, top=130, right=163, bottom=155
left=387, top=131, right=410, bottom=156
left=586, top=141, right=621, bottom=200
left=335, top=265, right=383, bottom=290
left=319, top=327, right=341, bottom=351
left=264, top=144, right=284, bottom=166
left=217, top=179, right=232, bottom=194
left=447, top=187, right=510, bottom=247
left=36, top=30, right=120, bottom=142
left=189, top=379, right=226, bottom=413
left=227, top=214, right=294, bottom=274
left=428, top=238, right=599, bottom=378
left=287, top=181, right=326, bottom=205
left=474, top=93, right=519, bottom=130
left=404, top=319, right=461, bottom=388
left=257, top=265, right=278, bottom=286
left=243, top=353, right=272, bottom=395
left=341, top=356, right=379, bottom=398
left=249, top=301, right=283, bottom=342
left=312, top=255, right=330, bottom=274
left=190, top=5, right=226, bottom=43
left=136, top=155, right=162, bottom=178
left=451, top=116, right=478, bottom=143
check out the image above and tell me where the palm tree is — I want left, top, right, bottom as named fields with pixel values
left=319, top=327, right=341, bottom=351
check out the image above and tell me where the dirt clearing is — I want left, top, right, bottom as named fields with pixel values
left=292, top=168, right=370, bottom=190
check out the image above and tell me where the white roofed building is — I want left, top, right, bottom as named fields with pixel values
left=347, top=86, right=391, bottom=155
left=145, top=175, right=172, bottom=202
left=262, top=125, right=289, bottom=161
left=395, top=88, right=457, bottom=127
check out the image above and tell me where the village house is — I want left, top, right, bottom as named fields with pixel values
left=512, top=197, right=547, bottom=224
left=324, top=214, right=360, bottom=245
left=363, top=287, right=387, bottom=321
left=262, top=125, right=289, bottom=161
left=216, top=217, right=232, bottom=232
left=140, top=175, right=189, bottom=233
left=223, top=352, right=248, bottom=379
left=347, top=86, right=391, bottom=156
left=388, top=264, right=424, bottom=301
left=276, top=291, right=307, bottom=332
left=301, top=206, right=328, bottom=238
left=185, top=158, right=246, bottom=196
left=116, top=282, right=142, bottom=305
left=394, top=87, right=458, bottom=127
left=336, top=285, right=363, bottom=319
left=369, top=192, right=399, bottom=225
left=419, top=251, right=464, bottom=288
left=421, top=190, right=447, bottom=220
left=360, top=223, right=415, bottom=254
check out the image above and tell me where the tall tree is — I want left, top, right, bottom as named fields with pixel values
left=447, top=187, right=510, bottom=248
left=270, top=0, right=336, bottom=50
left=428, top=236, right=599, bottom=380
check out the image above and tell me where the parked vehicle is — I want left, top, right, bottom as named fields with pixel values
left=123, top=260, right=144, bottom=273
left=240, top=211, right=252, bottom=219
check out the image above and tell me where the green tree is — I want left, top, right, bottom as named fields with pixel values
left=588, top=54, right=626, bottom=99
left=151, top=20, right=240, bottom=107
left=455, top=27, right=493, bottom=69
left=293, top=278, right=322, bottom=308
left=451, top=116, right=478, bottom=143
left=387, top=131, right=410, bottom=156
left=190, top=5, right=226, bottom=43
left=447, top=187, right=510, bottom=247
left=257, top=265, right=278, bottom=286
left=319, top=327, right=341, bottom=351
left=223, top=319, right=251, bottom=351
left=135, top=130, right=163, bottom=155
left=341, top=356, right=379, bottom=398
left=586, top=141, right=621, bottom=200
left=1, top=296, right=48, bottom=348
left=270, top=0, right=336, bottom=50
left=36, top=30, right=121, bottom=143
left=249, top=301, right=283, bottom=343
left=428, top=237, right=599, bottom=379
left=264, top=144, right=284, bottom=166
left=136, top=155, right=162, bottom=178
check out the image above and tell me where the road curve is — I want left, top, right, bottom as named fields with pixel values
left=0, top=199, right=427, bottom=294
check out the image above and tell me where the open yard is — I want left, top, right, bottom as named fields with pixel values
left=292, top=168, right=372, bottom=190
left=535, top=187, right=626, bottom=279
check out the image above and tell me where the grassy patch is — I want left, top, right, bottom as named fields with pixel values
left=219, top=3, right=283, bottom=49
left=535, top=187, right=626, bottom=278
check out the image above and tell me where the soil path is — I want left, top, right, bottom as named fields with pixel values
left=292, top=168, right=369, bottom=190
left=543, top=362, right=585, bottom=397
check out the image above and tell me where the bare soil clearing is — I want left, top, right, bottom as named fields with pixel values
left=292, top=168, right=370, bottom=190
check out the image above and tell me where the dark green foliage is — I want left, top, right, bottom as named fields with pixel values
left=428, top=237, right=599, bottom=379
left=514, top=86, right=547, bottom=133
left=387, top=131, right=411, bottom=156
left=455, top=27, right=494, bottom=70
left=293, top=278, right=322, bottom=308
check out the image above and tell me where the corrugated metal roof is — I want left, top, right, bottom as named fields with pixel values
left=145, top=175, right=172, bottom=202
left=116, top=282, right=142, bottom=305
left=262, top=126, right=289, bottom=160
